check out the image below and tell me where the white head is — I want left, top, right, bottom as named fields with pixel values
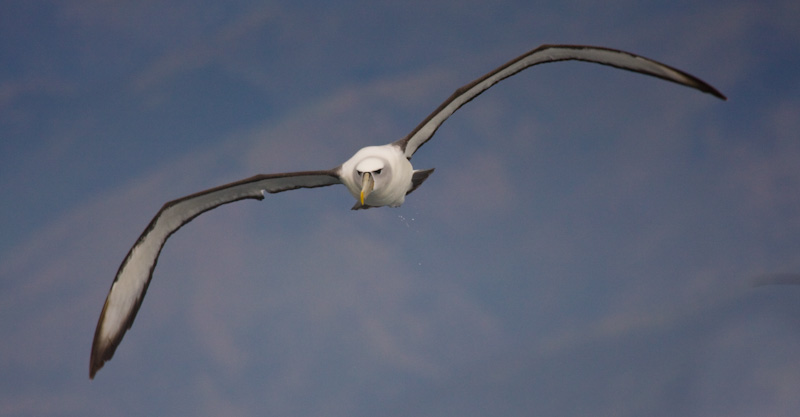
left=355, top=157, right=385, bottom=203
left=340, top=144, right=414, bottom=208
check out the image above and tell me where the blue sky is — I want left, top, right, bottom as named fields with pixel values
left=2, top=1, right=800, bottom=416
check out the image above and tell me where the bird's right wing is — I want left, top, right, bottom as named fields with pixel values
left=90, top=169, right=341, bottom=378
left=394, top=44, right=726, bottom=159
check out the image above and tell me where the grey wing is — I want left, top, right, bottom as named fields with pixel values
left=90, top=170, right=341, bottom=378
left=394, top=44, right=727, bottom=158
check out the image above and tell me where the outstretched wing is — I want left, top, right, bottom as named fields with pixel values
left=394, top=44, right=726, bottom=158
left=90, top=170, right=341, bottom=378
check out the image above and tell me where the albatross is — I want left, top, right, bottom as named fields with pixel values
left=89, top=44, right=726, bottom=378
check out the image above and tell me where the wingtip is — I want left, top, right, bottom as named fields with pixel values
left=89, top=336, right=119, bottom=379
left=704, top=85, right=727, bottom=101
left=89, top=301, right=115, bottom=380
left=89, top=341, right=107, bottom=379
left=89, top=353, right=102, bottom=379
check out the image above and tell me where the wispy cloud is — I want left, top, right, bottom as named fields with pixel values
left=3, top=1, right=800, bottom=416
left=131, top=5, right=280, bottom=92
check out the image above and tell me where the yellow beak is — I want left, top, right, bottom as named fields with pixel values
left=360, top=172, right=374, bottom=205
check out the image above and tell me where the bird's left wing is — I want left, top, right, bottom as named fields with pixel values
left=394, top=44, right=726, bottom=158
left=90, top=170, right=341, bottom=378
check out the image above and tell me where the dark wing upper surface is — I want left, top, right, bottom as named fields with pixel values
left=394, top=44, right=726, bottom=159
left=90, top=170, right=341, bottom=378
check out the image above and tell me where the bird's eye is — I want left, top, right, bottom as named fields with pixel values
left=374, top=169, right=382, bottom=175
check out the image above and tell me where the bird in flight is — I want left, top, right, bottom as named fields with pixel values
left=90, top=44, right=726, bottom=378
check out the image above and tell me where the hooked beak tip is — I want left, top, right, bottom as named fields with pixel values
left=359, top=172, right=373, bottom=206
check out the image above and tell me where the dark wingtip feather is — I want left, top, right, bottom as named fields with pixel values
left=89, top=299, right=114, bottom=379
left=687, top=76, right=726, bottom=100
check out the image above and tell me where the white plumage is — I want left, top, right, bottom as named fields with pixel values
left=90, top=44, right=725, bottom=378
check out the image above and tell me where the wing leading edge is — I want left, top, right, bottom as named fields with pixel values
left=394, top=44, right=726, bottom=158
left=90, top=170, right=341, bottom=378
